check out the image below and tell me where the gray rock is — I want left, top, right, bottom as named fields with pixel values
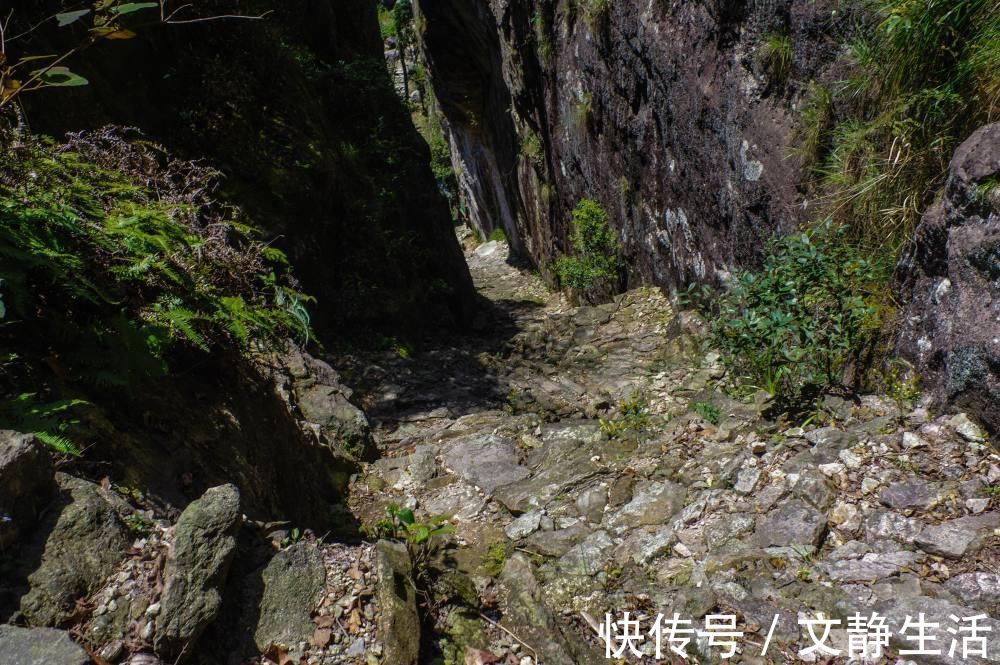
left=575, top=485, right=608, bottom=523
left=20, top=474, right=130, bottom=626
left=914, top=512, right=1000, bottom=559
left=862, top=510, right=922, bottom=545
left=524, top=523, right=590, bottom=557
left=297, top=383, right=371, bottom=452
left=0, top=625, right=88, bottom=665
left=733, top=468, right=760, bottom=494
left=254, top=542, right=326, bottom=651
left=822, top=551, right=923, bottom=582
left=879, top=479, right=952, bottom=511
left=704, top=514, right=755, bottom=551
left=346, top=637, right=366, bottom=657
left=442, top=434, right=530, bottom=493
left=375, top=540, right=420, bottom=665
left=804, top=427, right=858, bottom=452
left=558, top=531, right=614, bottom=576
left=155, top=484, right=241, bottom=658
left=505, top=510, right=543, bottom=540
left=754, top=499, right=827, bottom=548
left=827, top=540, right=872, bottom=561
left=897, top=123, right=1000, bottom=434
left=0, top=431, right=54, bottom=550
left=944, top=573, right=1000, bottom=612
left=605, top=480, right=686, bottom=533
left=407, top=445, right=438, bottom=483
left=614, top=526, right=675, bottom=564
left=498, top=554, right=598, bottom=665
left=877, top=595, right=1000, bottom=663
left=791, top=469, right=836, bottom=511
left=494, top=432, right=601, bottom=513
left=952, top=413, right=987, bottom=443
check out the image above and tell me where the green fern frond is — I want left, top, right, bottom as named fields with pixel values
left=33, top=431, right=82, bottom=456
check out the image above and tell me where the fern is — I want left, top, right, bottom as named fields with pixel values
left=34, top=431, right=82, bottom=456
left=0, top=394, right=87, bottom=456
left=151, top=301, right=209, bottom=350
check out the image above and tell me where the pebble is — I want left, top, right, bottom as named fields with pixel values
left=346, top=637, right=366, bottom=657
left=839, top=449, right=863, bottom=469
left=818, top=462, right=845, bottom=477
left=952, top=413, right=986, bottom=442
left=861, top=477, right=880, bottom=493
left=902, top=432, right=926, bottom=449
left=966, top=498, right=989, bottom=514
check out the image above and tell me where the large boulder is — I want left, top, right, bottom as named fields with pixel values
left=374, top=540, right=420, bottom=665
left=0, top=625, right=88, bottom=665
left=20, top=474, right=130, bottom=627
left=898, top=123, right=1000, bottom=432
left=154, top=484, right=241, bottom=659
left=0, top=431, right=54, bottom=550
left=253, top=542, right=326, bottom=653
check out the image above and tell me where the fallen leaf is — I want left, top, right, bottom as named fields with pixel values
left=263, top=644, right=295, bottom=665
left=312, top=626, right=332, bottom=647
left=314, top=615, right=335, bottom=629
left=347, top=607, right=361, bottom=633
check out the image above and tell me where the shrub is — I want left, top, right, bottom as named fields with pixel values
left=0, top=128, right=312, bottom=451
left=554, top=199, right=622, bottom=295
left=708, top=222, right=890, bottom=401
left=599, top=392, right=650, bottom=439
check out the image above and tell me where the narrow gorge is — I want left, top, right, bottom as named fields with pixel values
left=0, top=1, right=998, bottom=664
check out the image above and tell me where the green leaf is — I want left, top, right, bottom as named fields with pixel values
left=56, top=9, right=91, bottom=26
left=112, top=2, right=160, bottom=16
left=407, top=524, right=430, bottom=544
left=35, top=66, right=89, bottom=87
left=396, top=508, right=415, bottom=525
left=34, top=431, right=82, bottom=457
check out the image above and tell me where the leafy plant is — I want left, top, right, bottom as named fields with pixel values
left=708, top=222, right=890, bottom=402
left=692, top=400, right=721, bottom=426
left=0, top=394, right=86, bottom=455
left=877, top=360, right=920, bottom=422
left=0, top=129, right=312, bottom=451
left=554, top=199, right=622, bottom=298
left=0, top=1, right=268, bottom=110
left=600, top=392, right=651, bottom=439
left=758, top=33, right=794, bottom=84
left=370, top=504, right=454, bottom=574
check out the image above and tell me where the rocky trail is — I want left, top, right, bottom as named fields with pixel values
left=339, top=239, right=1000, bottom=664
left=2, top=237, right=999, bottom=665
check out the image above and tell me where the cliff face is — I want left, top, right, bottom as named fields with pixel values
left=417, top=0, right=848, bottom=290
left=897, top=124, right=1000, bottom=432
left=16, top=0, right=476, bottom=340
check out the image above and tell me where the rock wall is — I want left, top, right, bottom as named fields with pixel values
left=897, top=124, right=1000, bottom=432
left=14, top=0, right=476, bottom=339
left=416, top=0, right=849, bottom=290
